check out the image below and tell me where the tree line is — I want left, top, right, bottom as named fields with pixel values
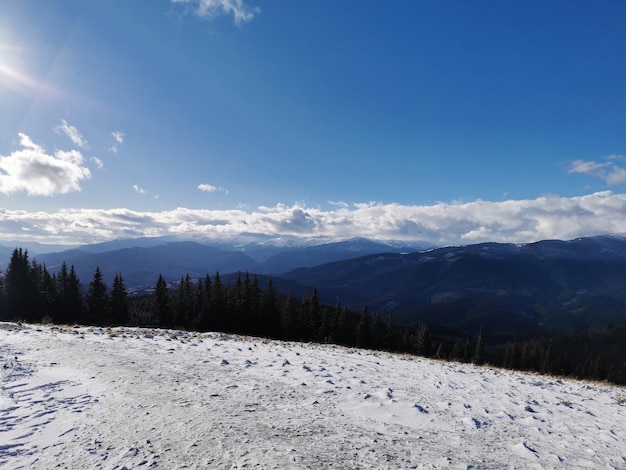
left=1, top=247, right=625, bottom=384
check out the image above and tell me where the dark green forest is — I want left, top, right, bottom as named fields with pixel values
left=1, top=248, right=625, bottom=384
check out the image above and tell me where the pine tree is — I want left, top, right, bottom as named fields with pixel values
left=3, top=248, right=40, bottom=321
left=281, top=293, right=299, bottom=339
left=260, top=278, right=280, bottom=337
left=154, top=274, right=172, bottom=327
left=369, top=312, right=384, bottom=349
left=175, top=274, right=194, bottom=327
left=462, top=337, right=472, bottom=363
left=67, top=265, right=84, bottom=323
left=54, top=263, right=83, bottom=324
left=434, top=342, right=445, bottom=359
left=211, top=272, right=226, bottom=330
left=472, top=325, right=485, bottom=365
left=40, top=265, right=56, bottom=321
left=414, top=324, right=432, bottom=357
left=383, top=314, right=396, bottom=350
left=86, top=267, right=109, bottom=325
left=300, top=288, right=313, bottom=341
left=336, top=305, right=355, bottom=345
left=110, top=273, right=129, bottom=326
left=356, top=306, right=371, bottom=348
left=193, top=274, right=212, bottom=331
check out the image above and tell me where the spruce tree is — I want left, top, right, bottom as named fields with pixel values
left=414, top=324, right=432, bottom=357
left=86, top=267, right=109, bottom=325
left=356, top=306, right=371, bottom=348
left=193, top=274, right=212, bottom=331
left=110, top=273, right=129, bottom=326
left=211, top=272, right=226, bottom=330
left=154, top=274, right=172, bottom=327
left=472, top=325, right=485, bottom=365
left=175, top=274, right=193, bottom=327
left=260, top=278, right=279, bottom=337
left=281, top=293, right=299, bottom=340
left=3, top=248, right=40, bottom=321
left=383, top=314, right=396, bottom=350
left=53, top=263, right=83, bottom=324
left=67, top=265, right=84, bottom=323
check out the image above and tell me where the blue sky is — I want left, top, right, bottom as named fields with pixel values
left=1, top=0, right=626, bottom=247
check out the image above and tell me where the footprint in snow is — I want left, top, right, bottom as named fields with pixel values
left=414, top=404, right=428, bottom=414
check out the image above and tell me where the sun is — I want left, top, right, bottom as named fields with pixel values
left=0, top=38, right=43, bottom=96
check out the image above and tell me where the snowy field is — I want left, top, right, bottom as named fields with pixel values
left=1, top=322, right=625, bottom=469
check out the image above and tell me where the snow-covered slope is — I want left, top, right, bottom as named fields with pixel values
left=1, top=323, right=625, bottom=469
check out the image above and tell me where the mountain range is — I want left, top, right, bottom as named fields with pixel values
left=2, top=234, right=626, bottom=336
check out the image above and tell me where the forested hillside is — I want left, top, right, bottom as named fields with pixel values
left=1, top=247, right=626, bottom=384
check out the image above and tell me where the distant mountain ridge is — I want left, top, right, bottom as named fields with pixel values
left=5, top=237, right=427, bottom=291
left=3, top=234, right=626, bottom=336
left=281, top=235, right=626, bottom=335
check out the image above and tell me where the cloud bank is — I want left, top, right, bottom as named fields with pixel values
left=1, top=191, right=626, bottom=246
left=0, top=133, right=91, bottom=196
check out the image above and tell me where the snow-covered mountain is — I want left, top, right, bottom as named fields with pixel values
left=1, top=322, right=625, bottom=469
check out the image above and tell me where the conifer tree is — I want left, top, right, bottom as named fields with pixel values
left=308, top=288, right=321, bottom=341
left=154, top=274, right=172, bottom=327
left=336, top=305, right=355, bottom=345
left=3, top=248, right=40, bottom=321
left=414, top=324, right=432, bottom=357
left=300, top=288, right=313, bottom=341
left=281, top=292, right=299, bottom=339
left=369, top=312, right=384, bottom=349
left=193, top=274, right=212, bottom=331
left=40, top=265, right=56, bottom=321
left=54, top=263, right=83, bottom=324
left=462, top=337, right=472, bottom=363
left=248, top=274, right=262, bottom=333
left=175, top=274, right=194, bottom=327
left=356, top=306, right=371, bottom=348
left=68, top=265, right=84, bottom=323
left=260, top=278, right=280, bottom=337
left=383, top=314, right=396, bottom=350
left=110, top=272, right=129, bottom=326
left=86, top=267, right=109, bottom=325
left=211, top=272, right=226, bottom=330
left=472, top=326, right=485, bottom=365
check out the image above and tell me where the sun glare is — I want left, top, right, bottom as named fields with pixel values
left=0, top=42, right=45, bottom=96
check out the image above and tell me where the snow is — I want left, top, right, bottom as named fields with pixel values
left=1, top=322, right=625, bottom=469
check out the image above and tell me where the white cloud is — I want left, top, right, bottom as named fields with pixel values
left=0, top=133, right=91, bottom=196
left=54, top=119, right=88, bottom=149
left=112, top=131, right=124, bottom=144
left=109, top=131, right=124, bottom=153
left=569, top=157, right=626, bottom=186
left=172, top=0, right=259, bottom=26
left=198, top=183, right=228, bottom=193
left=91, top=157, right=104, bottom=170
left=3, top=191, right=626, bottom=246
left=133, top=185, right=146, bottom=194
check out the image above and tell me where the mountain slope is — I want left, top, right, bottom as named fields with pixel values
left=282, top=236, right=626, bottom=334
